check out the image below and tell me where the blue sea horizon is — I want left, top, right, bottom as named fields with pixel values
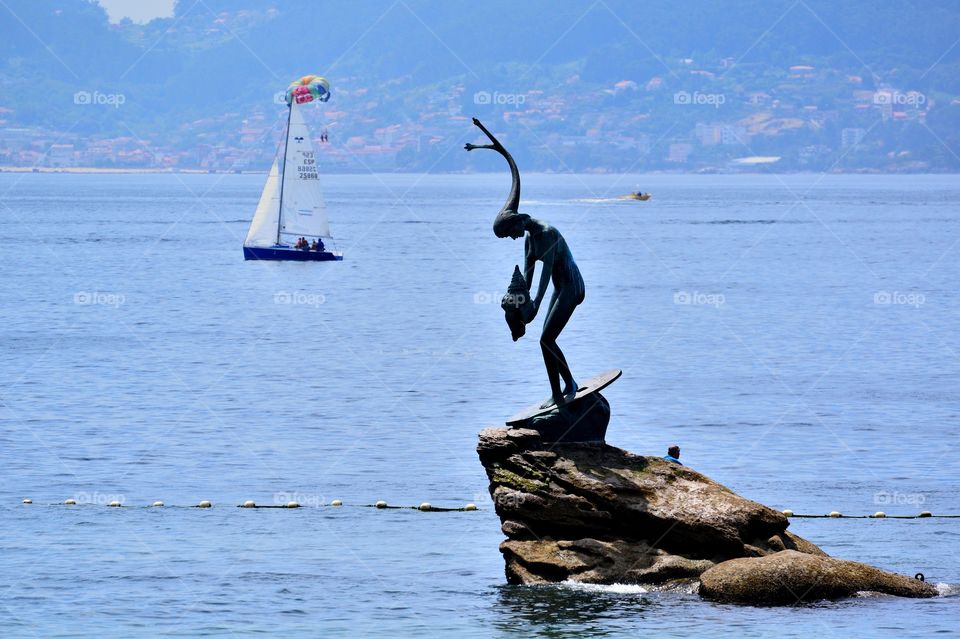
left=1, top=172, right=957, bottom=637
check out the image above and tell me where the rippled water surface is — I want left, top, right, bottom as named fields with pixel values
left=1, top=173, right=958, bottom=637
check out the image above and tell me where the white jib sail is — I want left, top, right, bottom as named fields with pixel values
left=244, top=157, right=281, bottom=248
left=278, top=102, right=331, bottom=241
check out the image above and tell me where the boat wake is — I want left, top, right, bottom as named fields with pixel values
left=572, top=197, right=625, bottom=203
left=691, top=219, right=779, bottom=224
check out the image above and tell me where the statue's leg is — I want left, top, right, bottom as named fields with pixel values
left=556, top=289, right=583, bottom=394
left=538, top=291, right=563, bottom=407
left=539, top=341, right=562, bottom=407
left=555, top=345, right=576, bottom=395
left=539, top=291, right=578, bottom=407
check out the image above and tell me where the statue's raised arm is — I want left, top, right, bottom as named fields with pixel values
left=465, top=118, right=520, bottom=220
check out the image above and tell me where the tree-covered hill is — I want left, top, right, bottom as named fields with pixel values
left=2, top=0, right=959, bottom=171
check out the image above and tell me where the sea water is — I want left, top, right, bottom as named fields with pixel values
left=0, top=172, right=957, bottom=637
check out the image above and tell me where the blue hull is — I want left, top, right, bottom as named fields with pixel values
left=244, top=246, right=343, bottom=261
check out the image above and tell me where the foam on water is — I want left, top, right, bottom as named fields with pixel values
left=559, top=580, right=648, bottom=594
left=856, top=583, right=960, bottom=597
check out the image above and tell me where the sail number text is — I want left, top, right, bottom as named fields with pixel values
left=297, top=151, right=318, bottom=180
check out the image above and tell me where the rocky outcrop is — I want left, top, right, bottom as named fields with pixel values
left=478, top=427, right=824, bottom=586
left=700, top=550, right=937, bottom=603
left=478, top=427, right=934, bottom=603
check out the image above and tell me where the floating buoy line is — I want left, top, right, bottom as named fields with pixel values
left=781, top=509, right=957, bottom=519
left=17, top=500, right=959, bottom=518
left=19, top=498, right=479, bottom=512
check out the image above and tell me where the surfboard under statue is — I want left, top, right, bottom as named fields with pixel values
left=505, top=369, right=622, bottom=443
left=243, top=75, right=342, bottom=262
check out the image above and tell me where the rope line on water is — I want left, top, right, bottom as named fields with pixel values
left=17, top=500, right=960, bottom=518
left=780, top=509, right=958, bottom=519
left=19, top=498, right=479, bottom=512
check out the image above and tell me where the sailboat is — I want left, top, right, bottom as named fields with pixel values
left=243, top=75, right=342, bottom=261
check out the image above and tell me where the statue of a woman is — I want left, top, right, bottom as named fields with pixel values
left=466, top=118, right=585, bottom=409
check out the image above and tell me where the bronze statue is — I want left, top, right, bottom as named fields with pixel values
left=466, top=118, right=585, bottom=409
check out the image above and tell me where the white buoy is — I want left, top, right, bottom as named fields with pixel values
left=829, top=511, right=842, bottom=518
left=418, top=502, right=432, bottom=512
left=152, top=501, right=164, bottom=507
left=198, top=500, right=212, bottom=508
left=464, top=503, right=477, bottom=511
left=918, top=511, right=932, bottom=518
left=241, top=500, right=256, bottom=508
left=331, top=499, right=343, bottom=507
left=108, top=500, right=121, bottom=507
left=781, top=509, right=793, bottom=517
left=64, top=498, right=77, bottom=505
left=375, top=500, right=387, bottom=509
left=873, top=511, right=886, bottom=518
left=22, top=499, right=32, bottom=504
left=286, top=501, right=300, bottom=509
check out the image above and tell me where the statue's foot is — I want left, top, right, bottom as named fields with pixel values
left=539, top=395, right=562, bottom=410
left=561, top=381, right=578, bottom=399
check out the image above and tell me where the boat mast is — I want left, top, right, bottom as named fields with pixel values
left=275, top=102, right=293, bottom=245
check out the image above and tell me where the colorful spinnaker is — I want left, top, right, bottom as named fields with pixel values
left=285, top=75, right=331, bottom=105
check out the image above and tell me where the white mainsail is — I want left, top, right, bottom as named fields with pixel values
left=243, top=157, right=281, bottom=248
left=277, top=102, right=331, bottom=241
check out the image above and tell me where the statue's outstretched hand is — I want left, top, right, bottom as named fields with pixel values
left=526, top=297, right=541, bottom=323
left=464, top=143, right=478, bottom=151
left=470, top=118, right=502, bottom=148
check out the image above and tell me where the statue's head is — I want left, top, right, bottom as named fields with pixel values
left=493, top=210, right=529, bottom=239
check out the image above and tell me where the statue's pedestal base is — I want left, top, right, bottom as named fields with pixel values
left=513, top=392, right=610, bottom=443
left=505, top=369, right=620, bottom=443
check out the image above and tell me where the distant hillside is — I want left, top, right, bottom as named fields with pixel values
left=2, top=0, right=959, bottom=171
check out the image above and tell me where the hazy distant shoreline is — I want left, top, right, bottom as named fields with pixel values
left=2, top=166, right=957, bottom=176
